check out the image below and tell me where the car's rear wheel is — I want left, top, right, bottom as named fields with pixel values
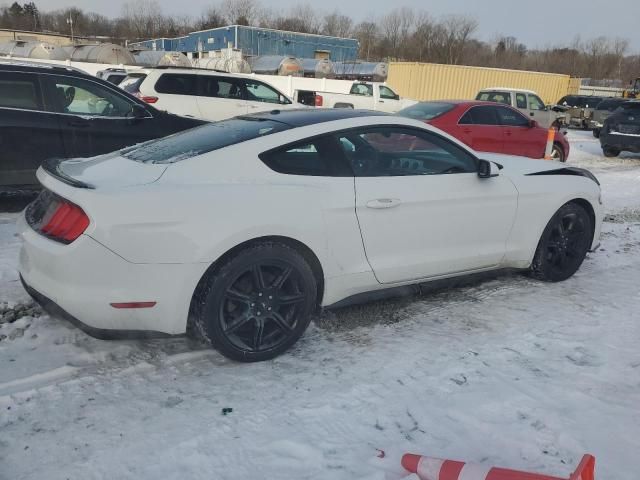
left=194, top=242, right=317, bottom=362
left=603, top=146, right=620, bottom=157
left=592, top=129, right=600, bottom=138
left=530, top=202, right=593, bottom=282
left=551, top=143, right=566, bottom=162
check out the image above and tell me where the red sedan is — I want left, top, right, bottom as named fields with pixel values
left=398, top=100, right=569, bottom=162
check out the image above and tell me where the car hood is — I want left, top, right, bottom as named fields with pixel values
left=477, top=151, right=571, bottom=175
left=42, top=152, right=167, bottom=189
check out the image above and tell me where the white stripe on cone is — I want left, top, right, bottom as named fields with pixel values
left=458, top=463, right=493, bottom=480
left=417, top=456, right=445, bottom=480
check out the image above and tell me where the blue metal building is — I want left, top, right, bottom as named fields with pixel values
left=128, top=25, right=359, bottom=61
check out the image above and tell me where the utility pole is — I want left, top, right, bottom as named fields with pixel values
left=67, top=14, right=74, bottom=43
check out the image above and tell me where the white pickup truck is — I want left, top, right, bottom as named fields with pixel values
left=250, top=74, right=416, bottom=113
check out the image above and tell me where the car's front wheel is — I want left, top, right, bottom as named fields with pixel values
left=603, top=146, right=620, bottom=157
left=551, top=143, right=566, bottom=162
left=530, top=202, right=593, bottom=282
left=193, top=242, right=317, bottom=362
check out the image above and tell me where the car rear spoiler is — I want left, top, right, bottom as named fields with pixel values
left=42, top=157, right=95, bottom=189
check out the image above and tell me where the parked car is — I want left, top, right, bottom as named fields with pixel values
left=248, top=74, right=416, bottom=112
left=96, top=67, right=127, bottom=85
left=475, top=88, right=567, bottom=129
left=599, top=100, right=640, bottom=157
left=0, top=61, right=205, bottom=194
left=399, top=101, right=570, bottom=162
left=589, top=97, right=628, bottom=138
left=19, top=109, right=602, bottom=362
left=118, top=67, right=299, bottom=121
left=556, top=95, right=604, bottom=129
left=305, top=82, right=415, bottom=112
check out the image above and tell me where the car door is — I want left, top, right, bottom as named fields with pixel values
left=527, top=93, right=553, bottom=128
left=152, top=73, right=201, bottom=119
left=378, top=85, right=400, bottom=112
left=242, top=78, right=293, bottom=114
left=197, top=75, right=248, bottom=120
left=495, top=105, right=546, bottom=158
left=457, top=106, right=505, bottom=153
left=0, top=71, right=65, bottom=188
left=338, top=125, right=518, bottom=284
left=40, top=73, right=158, bottom=158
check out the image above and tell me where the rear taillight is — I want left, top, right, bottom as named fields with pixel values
left=27, top=192, right=89, bottom=244
left=315, top=94, right=323, bottom=107
left=141, top=96, right=158, bottom=103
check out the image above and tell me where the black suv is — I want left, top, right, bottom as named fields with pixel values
left=0, top=61, right=205, bottom=194
left=600, top=101, right=640, bottom=157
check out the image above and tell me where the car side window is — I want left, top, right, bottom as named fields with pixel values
left=0, top=72, right=43, bottom=111
left=516, top=93, right=527, bottom=109
left=528, top=94, right=545, bottom=111
left=496, top=106, right=530, bottom=127
left=200, top=76, right=245, bottom=99
left=154, top=73, right=198, bottom=96
left=259, top=135, right=351, bottom=177
left=459, top=106, right=500, bottom=125
left=350, top=84, right=373, bottom=96
left=43, top=74, right=135, bottom=117
left=379, top=85, right=397, bottom=100
left=477, top=91, right=511, bottom=105
left=335, top=126, right=477, bottom=177
left=243, top=80, right=291, bottom=104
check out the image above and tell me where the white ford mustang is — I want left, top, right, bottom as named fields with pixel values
left=18, top=109, right=603, bottom=361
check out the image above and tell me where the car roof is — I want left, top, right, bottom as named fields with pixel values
left=240, top=108, right=388, bottom=127
left=0, top=59, right=89, bottom=76
left=411, top=100, right=501, bottom=107
left=480, top=87, right=537, bottom=94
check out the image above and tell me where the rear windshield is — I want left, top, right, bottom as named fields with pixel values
left=122, top=118, right=291, bottom=164
left=119, top=74, right=146, bottom=93
left=620, top=102, right=640, bottom=112
left=398, top=102, right=455, bottom=121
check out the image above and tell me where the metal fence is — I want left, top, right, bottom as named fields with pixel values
left=387, top=62, right=571, bottom=104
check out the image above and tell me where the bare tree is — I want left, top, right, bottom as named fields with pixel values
left=323, top=10, right=352, bottom=38
left=221, top=0, right=259, bottom=26
left=353, top=20, right=378, bottom=61
left=122, top=0, right=164, bottom=40
left=198, top=6, right=225, bottom=31
left=441, top=15, right=478, bottom=64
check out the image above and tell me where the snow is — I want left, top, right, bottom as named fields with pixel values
left=1, top=130, right=640, bottom=480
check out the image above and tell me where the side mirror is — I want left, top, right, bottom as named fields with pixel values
left=478, top=159, right=500, bottom=179
left=529, top=119, right=538, bottom=128
left=394, top=94, right=400, bottom=100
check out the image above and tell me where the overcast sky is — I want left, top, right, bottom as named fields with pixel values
left=24, top=0, right=640, bottom=51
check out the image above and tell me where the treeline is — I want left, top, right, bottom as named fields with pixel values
left=1, top=0, right=639, bottom=83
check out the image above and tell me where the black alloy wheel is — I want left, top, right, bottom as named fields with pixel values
left=194, top=243, right=317, bottom=362
left=531, top=202, right=593, bottom=282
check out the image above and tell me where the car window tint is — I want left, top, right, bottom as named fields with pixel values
left=106, top=74, right=126, bottom=85
left=259, top=135, right=350, bottom=176
left=459, top=106, right=500, bottom=125
left=244, top=80, right=291, bottom=104
left=399, top=102, right=456, bottom=121
left=516, top=93, right=527, bottom=109
left=379, top=85, right=397, bottom=99
left=597, top=99, right=625, bottom=111
left=350, top=84, right=373, bottom=96
left=528, top=95, right=545, bottom=111
left=154, top=73, right=198, bottom=95
left=123, top=118, right=291, bottom=164
left=45, top=75, right=134, bottom=117
left=200, top=76, right=244, bottom=99
left=496, top=106, right=529, bottom=127
left=0, top=72, right=42, bottom=110
left=335, top=126, right=476, bottom=177
left=476, top=91, right=511, bottom=105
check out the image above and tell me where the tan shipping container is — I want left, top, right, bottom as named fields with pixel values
left=387, top=62, right=571, bottom=105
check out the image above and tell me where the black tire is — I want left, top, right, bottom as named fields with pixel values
left=551, top=143, right=566, bottom=162
left=603, top=146, right=620, bottom=158
left=193, top=242, right=317, bottom=362
left=592, top=129, right=600, bottom=139
left=530, top=202, right=593, bottom=282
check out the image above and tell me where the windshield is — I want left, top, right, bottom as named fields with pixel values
left=398, top=102, right=456, bottom=121
left=122, top=118, right=291, bottom=164
left=597, top=99, right=626, bottom=111
left=119, top=74, right=146, bottom=93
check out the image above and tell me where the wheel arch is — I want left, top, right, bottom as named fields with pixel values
left=187, top=235, right=325, bottom=333
left=570, top=197, right=597, bottom=246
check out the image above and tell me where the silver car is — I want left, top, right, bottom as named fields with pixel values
left=589, top=97, right=628, bottom=138
left=476, top=88, right=567, bottom=129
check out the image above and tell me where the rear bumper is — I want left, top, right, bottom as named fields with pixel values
left=17, top=214, right=208, bottom=336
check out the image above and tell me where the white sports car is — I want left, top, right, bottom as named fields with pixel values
left=18, top=109, right=603, bottom=361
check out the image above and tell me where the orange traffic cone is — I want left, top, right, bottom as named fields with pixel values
left=401, top=453, right=595, bottom=480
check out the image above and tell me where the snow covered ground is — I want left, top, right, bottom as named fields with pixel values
left=1, top=130, right=639, bottom=480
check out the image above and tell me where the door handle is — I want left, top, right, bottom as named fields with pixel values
left=505, top=130, right=512, bottom=136
left=366, top=198, right=401, bottom=209
left=463, top=128, right=472, bottom=134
